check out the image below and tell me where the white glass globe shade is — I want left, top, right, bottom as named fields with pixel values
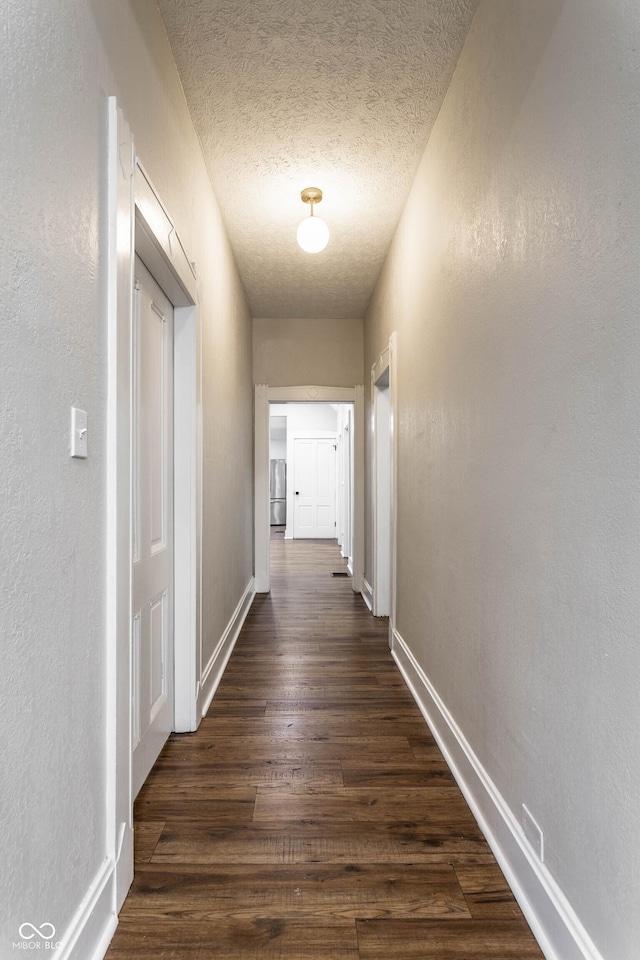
left=297, top=214, right=329, bottom=253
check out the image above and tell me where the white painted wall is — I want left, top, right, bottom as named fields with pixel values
left=270, top=403, right=338, bottom=433
left=269, top=438, right=287, bottom=460
left=1, top=0, right=252, bottom=952
left=253, top=317, right=363, bottom=387
left=365, top=2, right=640, bottom=958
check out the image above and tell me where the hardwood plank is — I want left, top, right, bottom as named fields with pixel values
left=221, top=665, right=387, bottom=679
left=148, top=760, right=344, bottom=791
left=356, top=919, right=544, bottom=958
left=134, top=799, right=256, bottom=823
left=253, top=787, right=481, bottom=826
left=207, top=699, right=267, bottom=717
left=216, top=684, right=411, bottom=701
left=151, top=821, right=493, bottom=865
left=196, top=716, right=431, bottom=740
left=265, top=701, right=424, bottom=717
left=341, top=761, right=453, bottom=787
left=134, top=821, right=165, bottom=863
left=454, top=864, right=528, bottom=919
left=137, top=766, right=257, bottom=801
left=153, top=736, right=417, bottom=764
left=120, top=863, right=471, bottom=921
left=409, top=738, right=450, bottom=761
left=107, top=918, right=359, bottom=959
left=230, top=644, right=392, bottom=661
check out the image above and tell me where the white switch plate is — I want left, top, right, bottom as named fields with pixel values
left=70, top=407, right=88, bottom=459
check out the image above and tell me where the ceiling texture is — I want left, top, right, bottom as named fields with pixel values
left=156, top=0, right=479, bottom=319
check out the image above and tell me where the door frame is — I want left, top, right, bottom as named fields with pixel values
left=107, top=99, right=201, bottom=910
left=255, top=384, right=364, bottom=594
left=370, top=333, right=398, bottom=640
left=337, top=407, right=353, bottom=561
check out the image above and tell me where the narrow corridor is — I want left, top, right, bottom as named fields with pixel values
left=105, top=540, right=543, bottom=958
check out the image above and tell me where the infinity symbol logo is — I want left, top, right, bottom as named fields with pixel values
left=18, top=923, right=56, bottom=940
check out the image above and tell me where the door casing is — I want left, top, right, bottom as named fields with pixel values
left=370, top=334, right=398, bottom=643
left=254, top=385, right=364, bottom=595
left=107, top=98, right=201, bottom=912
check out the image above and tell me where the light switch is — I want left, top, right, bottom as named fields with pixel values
left=70, top=407, right=88, bottom=459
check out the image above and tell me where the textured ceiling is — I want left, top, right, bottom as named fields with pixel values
left=156, top=0, right=479, bottom=318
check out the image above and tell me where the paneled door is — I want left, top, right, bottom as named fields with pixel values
left=293, top=437, right=336, bottom=538
left=132, top=255, right=174, bottom=797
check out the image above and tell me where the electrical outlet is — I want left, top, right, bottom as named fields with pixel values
left=522, top=804, right=544, bottom=862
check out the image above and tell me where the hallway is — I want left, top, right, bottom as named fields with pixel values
left=105, top=539, right=542, bottom=959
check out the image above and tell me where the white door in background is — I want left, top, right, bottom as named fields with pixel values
left=132, top=255, right=174, bottom=797
left=293, top=437, right=336, bottom=538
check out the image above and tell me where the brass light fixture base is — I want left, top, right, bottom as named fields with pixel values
left=301, top=187, right=323, bottom=205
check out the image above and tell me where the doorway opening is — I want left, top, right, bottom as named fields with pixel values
left=254, top=385, right=364, bottom=595
left=269, top=402, right=354, bottom=548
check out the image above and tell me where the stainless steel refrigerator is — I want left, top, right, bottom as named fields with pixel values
left=270, top=459, right=286, bottom=525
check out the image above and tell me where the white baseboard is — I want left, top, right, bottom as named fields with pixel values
left=361, top=576, right=373, bottom=612
left=391, top=627, right=604, bottom=960
left=199, top=577, right=255, bottom=718
left=56, top=858, right=117, bottom=960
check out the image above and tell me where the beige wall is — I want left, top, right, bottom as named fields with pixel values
left=253, top=317, right=363, bottom=387
left=91, top=2, right=254, bottom=675
left=365, top=2, right=640, bottom=957
left=1, top=0, right=253, bottom=947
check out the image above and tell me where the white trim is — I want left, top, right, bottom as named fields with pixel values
left=173, top=300, right=202, bottom=732
left=353, top=385, right=365, bottom=593
left=268, top=385, right=357, bottom=403
left=388, top=332, right=398, bottom=645
left=372, top=348, right=390, bottom=386
left=56, top=859, right=116, bottom=960
left=254, top=385, right=364, bottom=594
left=134, top=162, right=197, bottom=304
left=132, top=165, right=201, bottom=733
left=106, top=98, right=135, bottom=910
left=254, top=385, right=270, bottom=592
left=106, top=98, right=202, bottom=929
left=390, top=627, right=605, bottom=960
left=361, top=577, right=374, bottom=613
left=370, top=331, right=398, bottom=624
left=199, top=577, right=256, bottom=718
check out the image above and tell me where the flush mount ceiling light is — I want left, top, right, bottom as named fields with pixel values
left=296, top=186, right=330, bottom=253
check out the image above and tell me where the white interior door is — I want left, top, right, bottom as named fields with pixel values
left=293, top=437, right=336, bottom=538
left=132, top=254, right=174, bottom=797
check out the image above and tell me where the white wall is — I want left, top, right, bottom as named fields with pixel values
left=365, top=2, right=640, bottom=958
left=270, top=403, right=338, bottom=433
left=1, top=0, right=252, bottom=952
left=269, top=438, right=287, bottom=460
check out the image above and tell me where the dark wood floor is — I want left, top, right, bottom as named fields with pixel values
left=105, top=539, right=543, bottom=959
